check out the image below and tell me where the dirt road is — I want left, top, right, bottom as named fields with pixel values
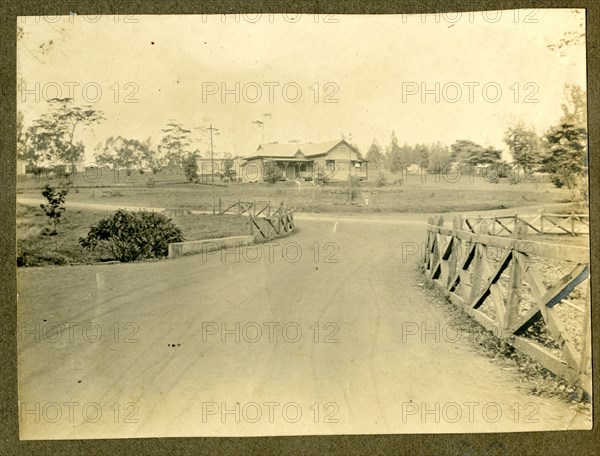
left=17, top=212, right=590, bottom=439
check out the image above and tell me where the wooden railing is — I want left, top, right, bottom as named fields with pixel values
left=250, top=207, right=295, bottom=241
left=217, top=199, right=273, bottom=217
left=424, top=215, right=591, bottom=396
left=464, top=212, right=589, bottom=236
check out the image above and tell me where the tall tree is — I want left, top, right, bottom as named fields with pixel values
left=504, top=122, right=541, bottom=170
left=365, top=139, right=384, bottom=168
left=26, top=98, right=104, bottom=177
left=560, top=84, right=587, bottom=128
left=95, top=136, right=152, bottom=172
left=386, top=131, right=403, bottom=173
left=450, top=140, right=495, bottom=166
left=159, top=121, right=192, bottom=167
left=541, top=122, right=587, bottom=200
left=540, top=84, right=587, bottom=201
left=427, top=142, right=452, bottom=173
left=17, top=111, right=28, bottom=161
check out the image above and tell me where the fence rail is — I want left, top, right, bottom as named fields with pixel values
left=423, top=215, right=591, bottom=396
left=464, top=212, right=589, bottom=236
left=250, top=207, right=295, bottom=241
left=217, top=199, right=274, bottom=217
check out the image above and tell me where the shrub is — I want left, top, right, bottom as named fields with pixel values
left=40, top=184, right=68, bottom=236
left=79, top=210, right=184, bottom=262
left=375, top=171, right=387, bottom=187
left=146, top=176, right=156, bottom=188
left=264, top=163, right=283, bottom=184
left=347, top=176, right=361, bottom=201
left=183, top=155, right=199, bottom=182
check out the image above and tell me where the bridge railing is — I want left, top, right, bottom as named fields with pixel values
left=423, top=215, right=591, bottom=396
left=464, top=212, right=589, bottom=236
left=217, top=199, right=273, bottom=216
left=250, top=206, right=295, bottom=241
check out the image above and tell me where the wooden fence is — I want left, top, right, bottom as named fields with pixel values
left=217, top=199, right=274, bottom=217
left=250, top=207, right=295, bottom=241
left=464, top=212, right=589, bottom=236
left=424, top=215, right=591, bottom=396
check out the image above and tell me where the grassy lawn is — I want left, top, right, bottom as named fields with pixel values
left=18, top=169, right=573, bottom=214
left=17, top=204, right=250, bottom=267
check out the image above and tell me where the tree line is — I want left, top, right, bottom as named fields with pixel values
left=364, top=84, right=588, bottom=200
left=17, top=98, right=224, bottom=181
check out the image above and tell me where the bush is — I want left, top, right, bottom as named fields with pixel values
left=264, top=163, right=283, bottom=184
left=183, top=155, right=199, bottom=182
left=40, top=184, right=68, bottom=236
left=347, top=176, right=362, bottom=201
left=79, top=210, right=184, bottom=262
left=146, top=176, right=156, bottom=188
left=375, top=171, right=387, bottom=187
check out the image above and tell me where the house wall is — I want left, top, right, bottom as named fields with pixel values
left=312, top=143, right=364, bottom=181
left=17, top=160, right=26, bottom=175
left=241, top=158, right=264, bottom=182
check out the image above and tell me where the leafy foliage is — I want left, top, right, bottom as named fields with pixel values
left=347, top=176, right=361, bottom=201
left=386, top=131, right=403, bottom=173
left=263, top=162, right=283, bottom=184
left=95, top=136, right=155, bottom=173
left=221, top=153, right=237, bottom=181
left=79, top=210, right=184, bottom=262
left=504, top=122, right=541, bottom=171
left=365, top=140, right=384, bottom=168
left=375, top=171, right=387, bottom=187
left=540, top=84, right=587, bottom=201
left=40, top=184, right=68, bottom=235
left=183, top=154, right=199, bottom=182
left=541, top=122, right=587, bottom=198
left=25, top=98, right=104, bottom=177
left=159, top=121, right=192, bottom=167
left=450, top=140, right=501, bottom=167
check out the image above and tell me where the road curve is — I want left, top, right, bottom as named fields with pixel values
left=17, top=213, right=590, bottom=439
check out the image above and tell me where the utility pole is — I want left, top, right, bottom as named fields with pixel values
left=194, top=124, right=219, bottom=214
left=348, top=145, right=352, bottom=205
left=208, top=124, right=216, bottom=214
left=209, top=124, right=215, bottom=185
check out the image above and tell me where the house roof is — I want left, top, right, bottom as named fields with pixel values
left=246, top=143, right=301, bottom=159
left=245, top=139, right=364, bottom=160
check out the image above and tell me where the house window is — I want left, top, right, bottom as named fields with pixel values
left=300, top=164, right=307, bottom=172
left=326, top=160, right=335, bottom=170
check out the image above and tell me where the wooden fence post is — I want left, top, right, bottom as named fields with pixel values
left=238, top=199, right=241, bottom=215
left=447, top=216, right=462, bottom=287
left=219, top=197, right=222, bottom=214
left=469, top=220, right=488, bottom=305
left=571, top=211, right=575, bottom=235
left=424, top=217, right=432, bottom=267
left=577, top=281, right=592, bottom=398
left=540, top=212, right=544, bottom=233
left=504, top=220, right=528, bottom=332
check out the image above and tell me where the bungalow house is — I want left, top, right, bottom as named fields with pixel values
left=196, top=156, right=244, bottom=181
left=241, top=139, right=368, bottom=182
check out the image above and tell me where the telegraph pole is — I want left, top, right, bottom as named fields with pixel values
left=208, top=124, right=216, bottom=213
left=209, top=124, right=215, bottom=185
left=194, top=124, right=219, bottom=214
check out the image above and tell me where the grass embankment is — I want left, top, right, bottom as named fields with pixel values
left=18, top=170, right=574, bottom=214
left=16, top=204, right=250, bottom=267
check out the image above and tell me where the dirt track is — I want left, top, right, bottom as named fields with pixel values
left=17, top=211, right=591, bottom=439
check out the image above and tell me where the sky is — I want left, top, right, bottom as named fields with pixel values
left=17, top=10, right=586, bottom=163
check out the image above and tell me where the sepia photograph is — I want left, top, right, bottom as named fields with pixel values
left=15, top=9, right=591, bottom=440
